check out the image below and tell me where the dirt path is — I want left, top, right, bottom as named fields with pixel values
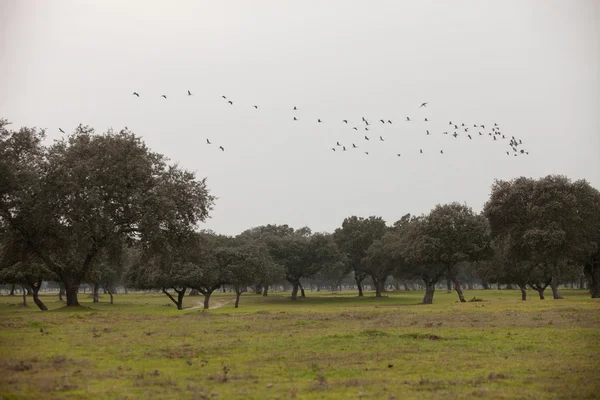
left=190, top=298, right=231, bottom=310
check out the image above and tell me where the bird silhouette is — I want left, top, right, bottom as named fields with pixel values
left=364, top=136, right=370, bottom=141
left=293, top=117, right=298, bottom=121
left=331, top=148, right=336, bottom=151
left=222, top=95, right=227, bottom=99
left=443, top=131, right=448, bottom=135
left=420, top=149, right=423, bottom=154
left=206, top=139, right=211, bottom=144
left=254, top=105, right=258, bottom=109
left=380, top=136, right=384, bottom=141
left=493, top=136, right=497, bottom=141
left=343, top=120, right=348, bottom=123
left=380, top=119, right=385, bottom=124
left=464, top=128, right=469, bottom=132
left=133, top=92, right=139, bottom=97
left=424, top=118, right=428, bottom=122
left=474, top=124, right=477, bottom=128
left=453, top=133, right=458, bottom=138
left=293, top=106, right=298, bottom=110
left=353, top=127, right=358, bottom=130
left=228, top=100, right=233, bottom=105
left=387, top=120, right=392, bottom=124
left=336, top=141, right=341, bottom=146
left=406, top=117, right=411, bottom=121
left=481, top=125, right=485, bottom=129
left=494, top=123, right=498, bottom=126
left=479, top=132, right=482, bottom=136
left=420, top=102, right=428, bottom=107
left=502, top=135, right=505, bottom=139
left=506, top=152, right=510, bottom=155
left=520, top=149, right=525, bottom=154
left=161, top=95, right=167, bottom=99
left=352, top=143, right=357, bottom=148
left=343, top=146, right=347, bottom=151
left=461, top=123, right=465, bottom=127
left=188, top=90, right=192, bottom=96
left=449, top=121, right=453, bottom=125
left=468, top=135, right=472, bottom=139
left=365, top=152, right=369, bottom=155
left=440, top=150, right=444, bottom=154
left=59, top=128, right=65, bottom=133
left=365, top=127, right=369, bottom=131
left=397, top=153, right=401, bottom=157
left=365, top=120, right=370, bottom=126
left=219, top=146, right=225, bottom=151
left=317, top=119, right=322, bottom=123
left=519, top=139, right=522, bottom=144
left=426, top=130, right=430, bottom=135
left=454, top=125, right=458, bottom=129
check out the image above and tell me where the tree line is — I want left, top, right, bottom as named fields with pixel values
left=1, top=119, right=599, bottom=311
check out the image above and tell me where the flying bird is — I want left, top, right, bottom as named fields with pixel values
left=454, top=125, right=458, bottom=129
left=440, top=150, right=444, bottom=154
left=331, top=148, right=336, bottom=152
left=343, top=146, right=347, bottom=151
left=397, top=153, right=401, bottom=157
left=453, top=133, right=458, bottom=138
left=206, top=139, right=211, bottom=144
left=379, top=136, right=384, bottom=141
left=219, top=146, right=225, bottom=151
left=293, top=106, right=298, bottom=110
left=468, top=135, right=472, bottom=139
left=406, top=117, right=411, bottom=121
left=318, top=119, right=322, bottom=123
left=426, top=130, right=430, bottom=135
left=222, top=95, right=227, bottom=99
left=188, top=90, right=192, bottom=96
left=343, top=120, right=348, bottom=123
left=294, top=117, right=298, bottom=121
left=424, top=118, right=428, bottom=122
left=59, top=128, right=65, bottom=133
left=228, top=100, right=233, bottom=105
left=161, top=95, right=167, bottom=99
left=443, top=131, right=448, bottom=135
left=364, top=136, right=370, bottom=141
left=380, top=119, right=385, bottom=124
left=352, top=143, right=357, bottom=148
left=479, top=132, right=482, bottom=136
left=506, top=152, right=510, bottom=155
left=449, top=121, right=453, bottom=125
left=387, top=120, right=392, bottom=124
left=353, top=127, right=358, bottom=130
left=420, top=102, right=428, bottom=107
left=420, top=149, right=423, bottom=154
left=336, top=141, right=341, bottom=146
left=364, top=152, right=369, bottom=155
left=254, top=105, right=258, bottom=109
left=365, top=127, right=369, bottom=131
left=461, top=123, right=465, bottom=127
left=133, top=92, right=139, bottom=97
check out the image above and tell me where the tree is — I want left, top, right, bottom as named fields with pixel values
left=423, top=203, right=490, bottom=302
left=484, top=175, right=600, bottom=299
left=334, top=216, right=387, bottom=296
left=217, top=241, right=271, bottom=308
left=365, top=233, right=401, bottom=297
left=0, top=120, right=214, bottom=307
left=267, top=230, right=342, bottom=300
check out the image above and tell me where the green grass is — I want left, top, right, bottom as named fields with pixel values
left=1, top=289, right=599, bottom=399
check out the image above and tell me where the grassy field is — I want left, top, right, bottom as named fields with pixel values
left=0, top=289, right=599, bottom=400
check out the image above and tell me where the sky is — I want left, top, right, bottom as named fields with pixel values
left=1, top=0, right=599, bottom=235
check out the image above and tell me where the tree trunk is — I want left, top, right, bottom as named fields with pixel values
left=354, top=273, right=364, bottom=297
left=452, top=277, right=466, bottom=303
left=28, top=280, right=48, bottom=311
left=20, top=285, right=27, bottom=306
left=584, top=261, right=600, bottom=298
left=481, top=280, right=490, bottom=290
left=9, top=284, right=15, bottom=296
left=446, top=277, right=452, bottom=291
left=373, top=276, right=386, bottom=297
left=64, top=282, right=80, bottom=306
left=189, top=288, right=199, bottom=296
left=263, top=285, right=269, bottom=297
left=59, top=285, right=65, bottom=302
left=394, top=280, right=400, bottom=291
left=518, top=283, right=527, bottom=301
left=221, top=286, right=226, bottom=293
left=235, top=286, right=242, bottom=309
left=203, top=291, right=212, bottom=309
left=550, top=276, right=564, bottom=299
left=107, top=287, right=114, bottom=305
left=422, top=280, right=436, bottom=304
left=299, top=282, right=305, bottom=298
left=92, top=283, right=99, bottom=303
left=529, top=281, right=550, bottom=300
left=161, top=287, right=186, bottom=310
left=291, top=281, right=299, bottom=300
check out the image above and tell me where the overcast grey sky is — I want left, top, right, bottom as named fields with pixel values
left=1, top=0, right=599, bottom=235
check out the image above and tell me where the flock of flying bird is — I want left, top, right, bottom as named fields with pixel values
left=59, top=91, right=530, bottom=158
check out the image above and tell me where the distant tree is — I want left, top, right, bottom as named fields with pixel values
left=267, top=231, right=342, bottom=300
left=365, top=233, right=401, bottom=297
left=484, top=175, right=600, bottom=299
left=0, top=120, right=214, bottom=307
left=334, top=216, right=387, bottom=296
left=217, top=241, right=271, bottom=308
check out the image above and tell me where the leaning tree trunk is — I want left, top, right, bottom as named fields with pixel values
left=451, top=277, right=466, bottom=303
left=299, top=282, right=306, bottom=298
left=517, top=283, right=527, bottom=301
left=92, top=283, right=100, bottom=303
left=529, top=281, right=550, bottom=300
left=550, top=276, right=564, bottom=299
left=203, top=290, right=213, bottom=309
left=290, top=281, right=299, bottom=300
left=354, top=273, right=365, bottom=297
left=161, top=287, right=186, bottom=310
left=106, top=286, right=114, bottom=305
left=422, top=279, right=436, bottom=304
left=29, top=280, right=48, bottom=311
